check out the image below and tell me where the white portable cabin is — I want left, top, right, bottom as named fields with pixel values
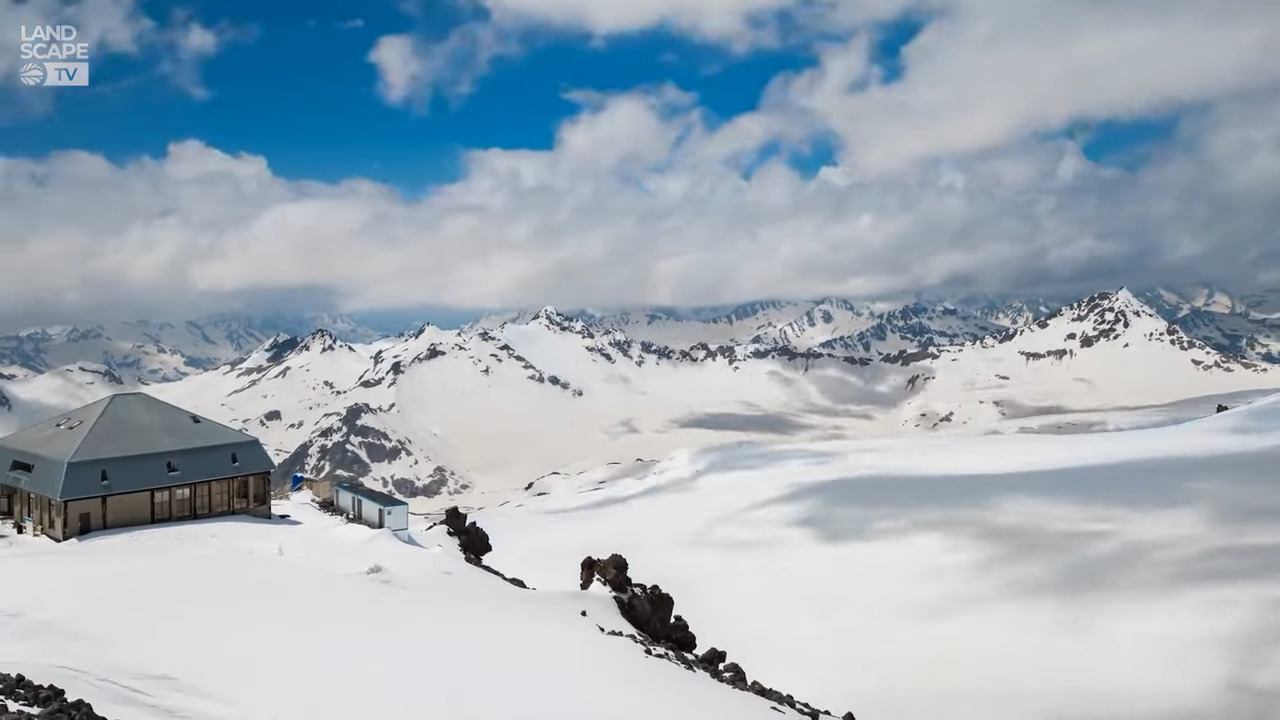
left=333, top=481, right=409, bottom=541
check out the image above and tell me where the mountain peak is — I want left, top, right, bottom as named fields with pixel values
left=532, top=305, right=562, bottom=321
left=1065, top=288, right=1163, bottom=324
left=295, top=328, right=354, bottom=355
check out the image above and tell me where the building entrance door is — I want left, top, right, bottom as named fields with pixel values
left=78, top=512, right=91, bottom=536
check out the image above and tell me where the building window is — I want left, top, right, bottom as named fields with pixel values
left=54, top=418, right=69, bottom=427
left=211, top=479, right=229, bottom=514
left=195, top=483, right=211, bottom=516
left=166, top=460, right=180, bottom=474
left=153, top=489, right=171, bottom=522
left=8, top=459, right=33, bottom=474
left=66, top=420, right=82, bottom=430
left=231, top=452, right=239, bottom=465
left=173, top=486, right=192, bottom=518
left=232, top=477, right=250, bottom=510
left=100, top=469, right=110, bottom=485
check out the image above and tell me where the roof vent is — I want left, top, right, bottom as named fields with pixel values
left=231, top=452, right=239, bottom=465
left=190, top=415, right=202, bottom=423
left=8, top=459, right=34, bottom=474
left=54, top=418, right=69, bottom=427
left=101, top=469, right=110, bottom=485
left=66, top=420, right=83, bottom=430
left=166, top=460, right=180, bottom=474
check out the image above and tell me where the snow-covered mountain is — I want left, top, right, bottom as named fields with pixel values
left=3, top=288, right=1277, bottom=509
left=813, top=302, right=1006, bottom=357
left=535, top=286, right=1280, bottom=365
left=135, top=291, right=1280, bottom=507
left=1136, top=285, right=1280, bottom=363
left=149, top=308, right=888, bottom=504
left=479, top=300, right=817, bottom=348
left=0, top=312, right=383, bottom=383
left=888, top=288, right=1275, bottom=430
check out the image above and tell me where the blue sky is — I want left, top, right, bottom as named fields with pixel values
left=4, top=0, right=829, bottom=190
left=3, top=0, right=1178, bottom=192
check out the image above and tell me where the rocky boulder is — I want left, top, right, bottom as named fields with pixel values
left=580, top=553, right=697, bottom=653
left=0, top=671, right=107, bottom=720
left=442, top=506, right=493, bottom=559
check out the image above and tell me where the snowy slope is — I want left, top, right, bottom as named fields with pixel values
left=154, top=310, right=891, bottom=504
left=0, top=497, right=812, bottom=720
left=477, top=391, right=1280, bottom=720
left=889, top=289, right=1279, bottom=430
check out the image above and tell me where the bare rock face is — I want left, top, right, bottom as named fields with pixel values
left=0, top=671, right=109, bottom=719
left=580, top=553, right=632, bottom=592
left=442, top=506, right=493, bottom=559
left=1217, top=403, right=1230, bottom=413
left=434, top=506, right=527, bottom=590
left=580, top=554, right=696, bottom=652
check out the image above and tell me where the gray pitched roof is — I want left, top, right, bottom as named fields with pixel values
left=0, top=392, right=275, bottom=500
left=335, top=481, right=407, bottom=508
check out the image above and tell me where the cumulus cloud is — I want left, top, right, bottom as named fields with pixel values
left=157, top=14, right=258, bottom=100
left=368, top=23, right=519, bottom=108
left=777, top=0, right=1280, bottom=172
left=367, top=0, right=915, bottom=109
left=1, top=81, right=1278, bottom=328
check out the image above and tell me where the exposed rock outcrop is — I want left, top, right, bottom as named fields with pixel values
left=580, top=553, right=855, bottom=719
left=434, top=506, right=529, bottom=590
left=0, top=671, right=109, bottom=719
left=580, top=554, right=696, bottom=652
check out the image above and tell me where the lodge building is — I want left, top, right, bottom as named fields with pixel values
left=0, top=392, right=276, bottom=541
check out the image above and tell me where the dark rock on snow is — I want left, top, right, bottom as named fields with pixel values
left=0, top=671, right=108, bottom=719
left=433, top=506, right=529, bottom=590
left=442, top=506, right=493, bottom=559
left=580, top=553, right=855, bottom=719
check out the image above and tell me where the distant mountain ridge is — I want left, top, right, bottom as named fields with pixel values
left=477, top=284, right=1280, bottom=365
left=2, top=284, right=1277, bottom=508
left=0, top=312, right=385, bottom=383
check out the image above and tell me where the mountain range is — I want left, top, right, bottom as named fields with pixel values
left=1, top=284, right=1277, bottom=508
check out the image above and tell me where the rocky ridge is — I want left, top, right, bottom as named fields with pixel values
left=579, top=554, right=857, bottom=720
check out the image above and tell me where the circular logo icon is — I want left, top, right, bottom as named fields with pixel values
left=19, top=62, right=45, bottom=86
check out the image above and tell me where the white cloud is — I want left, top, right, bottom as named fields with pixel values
left=776, top=0, right=1280, bottom=172
left=157, top=15, right=257, bottom=100
left=368, top=24, right=518, bottom=108
left=1, top=83, right=1278, bottom=326
left=368, top=0, right=916, bottom=109
left=367, top=34, right=424, bottom=106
